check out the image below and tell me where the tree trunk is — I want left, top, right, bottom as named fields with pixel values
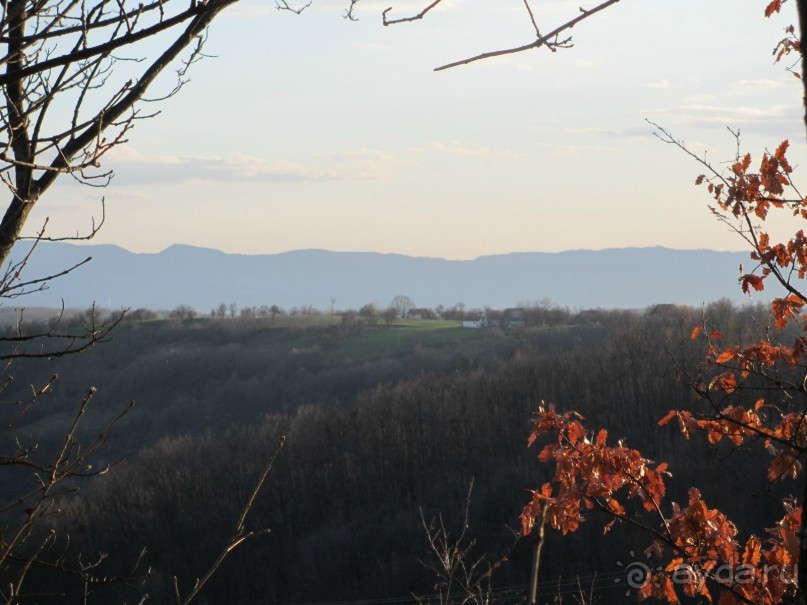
left=799, top=0, right=807, bottom=138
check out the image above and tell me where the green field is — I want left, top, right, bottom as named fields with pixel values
left=91, top=314, right=492, bottom=366
left=321, top=319, right=483, bottom=362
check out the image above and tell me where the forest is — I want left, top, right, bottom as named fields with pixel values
left=0, top=300, right=791, bottom=603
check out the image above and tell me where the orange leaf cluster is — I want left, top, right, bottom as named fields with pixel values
left=636, top=494, right=798, bottom=604
left=521, top=404, right=669, bottom=536
left=696, top=141, right=807, bottom=315
left=659, top=406, right=804, bottom=486
left=527, top=402, right=803, bottom=603
left=633, top=489, right=737, bottom=602
left=773, top=412, right=807, bottom=448
left=771, top=295, right=806, bottom=328
left=639, top=569, right=690, bottom=603
left=772, top=25, right=801, bottom=65
left=753, top=230, right=807, bottom=284
left=697, top=333, right=803, bottom=377
left=659, top=407, right=762, bottom=447
left=707, top=503, right=800, bottom=605
left=668, top=488, right=738, bottom=564
left=700, top=141, right=793, bottom=221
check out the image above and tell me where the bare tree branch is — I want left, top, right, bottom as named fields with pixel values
left=382, top=0, right=442, bottom=26
left=275, top=0, right=311, bottom=15
left=431, top=0, right=620, bottom=71
left=174, top=435, right=286, bottom=605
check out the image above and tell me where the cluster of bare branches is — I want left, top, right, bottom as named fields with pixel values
left=415, top=481, right=518, bottom=605
left=345, top=0, right=622, bottom=71
left=435, top=0, right=619, bottom=71
left=0, top=217, right=122, bottom=360
left=0, top=364, right=286, bottom=603
left=0, top=377, right=140, bottom=602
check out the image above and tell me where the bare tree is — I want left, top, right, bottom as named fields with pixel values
left=169, top=304, right=197, bottom=320
left=382, top=306, right=398, bottom=325
left=0, top=0, right=290, bottom=268
left=390, top=294, right=415, bottom=319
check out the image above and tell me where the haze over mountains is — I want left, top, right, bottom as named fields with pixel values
left=6, top=243, right=775, bottom=312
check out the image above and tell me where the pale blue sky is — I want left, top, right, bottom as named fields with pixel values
left=30, top=0, right=807, bottom=259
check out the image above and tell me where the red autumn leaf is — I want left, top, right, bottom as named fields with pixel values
left=537, top=444, right=555, bottom=462
left=658, top=410, right=677, bottom=426
left=566, top=420, right=585, bottom=445
left=733, top=153, right=752, bottom=175
left=715, top=349, right=735, bottom=364
left=709, top=371, right=737, bottom=394
left=765, top=0, right=782, bottom=16
left=775, top=139, right=790, bottom=161
left=742, top=535, right=762, bottom=566
left=595, top=428, right=607, bottom=448
left=741, top=274, right=765, bottom=294
left=690, top=326, right=702, bottom=340
left=607, top=498, right=624, bottom=515
left=768, top=451, right=802, bottom=482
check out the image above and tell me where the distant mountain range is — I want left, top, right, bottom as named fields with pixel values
left=1, top=243, right=781, bottom=312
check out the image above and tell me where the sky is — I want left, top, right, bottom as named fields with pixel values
left=27, top=0, right=807, bottom=260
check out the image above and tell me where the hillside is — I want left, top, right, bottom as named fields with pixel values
left=1, top=306, right=788, bottom=604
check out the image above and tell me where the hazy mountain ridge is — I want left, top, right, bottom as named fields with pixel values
left=8, top=242, right=769, bottom=311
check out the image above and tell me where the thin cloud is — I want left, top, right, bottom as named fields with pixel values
left=731, top=78, right=786, bottom=91
left=316, top=147, right=396, bottom=179
left=561, top=126, right=652, bottom=138
left=686, top=79, right=789, bottom=103
left=321, top=147, right=395, bottom=162
left=645, top=104, right=795, bottom=126
left=429, top=140, right=520, bottom=159
left=543, top=143, right=617, bottom=157
left=573, top=57, right=604, bottom=70
left=105, top=148, right=342, bottom=185
left=645, top=79, right=672, bottom=89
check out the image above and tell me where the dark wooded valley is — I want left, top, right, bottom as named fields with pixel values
left=0, top=300, right=794, bottom=604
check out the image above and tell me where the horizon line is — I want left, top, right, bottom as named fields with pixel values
left=32, top=241, right=753, bottom=262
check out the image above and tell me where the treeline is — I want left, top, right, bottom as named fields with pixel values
left=1, top=300, right=791, bottom=604
left=2, top=297, right=600, bottom=330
